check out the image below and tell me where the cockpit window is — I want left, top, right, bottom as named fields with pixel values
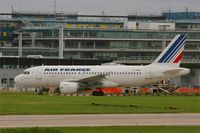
left=24, top=71, right=30, bottom=75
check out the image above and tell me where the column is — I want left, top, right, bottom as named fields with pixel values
left=18, top=33, right=22, bottom=57
left=59, top=26, right=64, bottom=59
left=31, top=32, right=36, bottom=47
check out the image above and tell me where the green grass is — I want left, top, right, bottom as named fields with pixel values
left=0, top=92, right=199, bottom=115
left=0, top=126, right=199, bottom=133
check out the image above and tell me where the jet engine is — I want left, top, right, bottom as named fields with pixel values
left=59, top=82, right=79, bottom=94
left=101, top=81, right=118, bottom=87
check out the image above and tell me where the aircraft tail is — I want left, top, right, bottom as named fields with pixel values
left=152, top=34, right=187, bottom=67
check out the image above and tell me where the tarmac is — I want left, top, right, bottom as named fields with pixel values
left=0, top=113, right=199, bottom=128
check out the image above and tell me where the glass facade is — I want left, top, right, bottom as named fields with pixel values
left=1, top=29, right=200, bottom=61
left=0, top=11, right=199, bottom=64
left=163, top=12, right=200, bottom=20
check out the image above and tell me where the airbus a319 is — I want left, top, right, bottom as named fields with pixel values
left=14, top=34, right=190, bottom=94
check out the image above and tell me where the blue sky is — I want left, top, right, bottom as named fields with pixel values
left=0, top=0, right=199, bottom=15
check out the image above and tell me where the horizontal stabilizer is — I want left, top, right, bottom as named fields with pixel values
left=163, top=69, right=183, bottom=74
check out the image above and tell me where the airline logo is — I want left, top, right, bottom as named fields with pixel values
left=158, top=34, right=186, bottom=63
left=44, top=68, right=91, bottom=72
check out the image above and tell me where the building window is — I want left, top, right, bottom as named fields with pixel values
left=1, top=78, right=7, bottom=84
left=9, top=78, right=14, bottom=87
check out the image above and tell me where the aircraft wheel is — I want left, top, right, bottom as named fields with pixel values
left=92, top=91, right=104, bottom=96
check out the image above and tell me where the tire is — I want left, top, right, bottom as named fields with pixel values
left=92, top=91, right=104, bottom=96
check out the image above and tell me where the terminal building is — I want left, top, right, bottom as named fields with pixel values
left=0, top=10, right=200, bottom=89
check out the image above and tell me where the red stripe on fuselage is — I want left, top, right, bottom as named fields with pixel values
left=173, top=52, right=183, bottom=63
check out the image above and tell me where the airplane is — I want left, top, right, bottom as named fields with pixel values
left=14, top=34, right=190, bottom=94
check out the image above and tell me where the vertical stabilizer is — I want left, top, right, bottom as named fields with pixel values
left=152, top=34, right=187, bottom=67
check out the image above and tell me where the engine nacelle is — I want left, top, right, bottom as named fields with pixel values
left=59, top=82, right=79, bottom=94
left=101, top=81, right=118, bottom=87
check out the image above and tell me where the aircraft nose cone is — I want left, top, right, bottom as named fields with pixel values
left=14, top=76, right=19, bottom=84
left=14, top=75, right=22, bottom=85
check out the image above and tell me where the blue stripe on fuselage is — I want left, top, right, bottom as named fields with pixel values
left=165, top=36, right=186, bottom=63
left=158, top=34, right=185, bottom=63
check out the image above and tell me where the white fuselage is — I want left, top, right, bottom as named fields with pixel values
left=14, top=64, right=190, bottom=88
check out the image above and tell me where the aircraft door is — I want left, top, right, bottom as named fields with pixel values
left=145, top=67, right=152, bottom=79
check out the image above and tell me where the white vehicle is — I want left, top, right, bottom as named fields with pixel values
left=14, top=34, right=190, bottom=94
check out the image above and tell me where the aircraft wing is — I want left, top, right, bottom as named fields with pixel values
left=77, top=74, right=106, bottom=86
left=65, top=74, right=107, bottom=87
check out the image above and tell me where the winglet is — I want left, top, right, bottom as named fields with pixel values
left=152, top=34, right=187, bottom=67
